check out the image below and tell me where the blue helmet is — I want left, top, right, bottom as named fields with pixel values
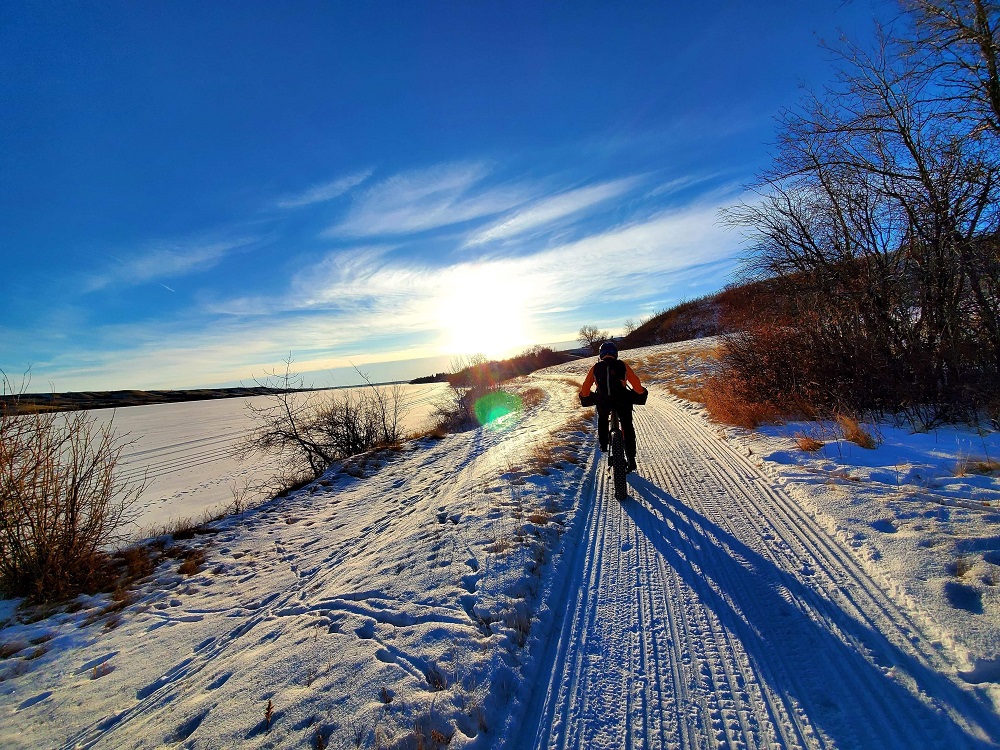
left=599, top=341, right=618, bottom=359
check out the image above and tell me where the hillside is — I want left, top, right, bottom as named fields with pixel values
left=619, top=281, right=778, bottom=349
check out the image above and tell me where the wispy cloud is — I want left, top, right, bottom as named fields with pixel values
left=326, top=162, right=534, bottom=238
left=27, top=166, right=744, bottom=391
left=276, top=169, right=373, bottom=209
left=465, top=176, right=643, bottom=246
left=205, top=193, right=739, bottom=358
left=86, top=237, right=257, bottom=291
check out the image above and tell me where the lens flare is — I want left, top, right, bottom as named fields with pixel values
left=473, top=390, right=523, bottom=428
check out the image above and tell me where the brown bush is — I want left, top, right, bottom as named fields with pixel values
left=0, top=388, right=146, bottom=601
left=703, top=373, right=783, bottom=429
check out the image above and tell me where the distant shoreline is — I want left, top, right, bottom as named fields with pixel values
left=0, top=381, right=413, bottom=415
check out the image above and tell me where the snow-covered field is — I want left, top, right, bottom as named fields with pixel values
left=90, top=383, right=449, bottom=532
left=1, top=340, right=999, bottom=749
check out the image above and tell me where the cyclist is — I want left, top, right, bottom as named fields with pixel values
left=579, top=341, right=646, bottom=472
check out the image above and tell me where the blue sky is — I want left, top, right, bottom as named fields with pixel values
left=1, top=1, right=891, bottom=391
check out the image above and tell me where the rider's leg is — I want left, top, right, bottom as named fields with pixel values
left=596, top=403, right=610, bottom=451
left=617, top=403, right=637, bottom=470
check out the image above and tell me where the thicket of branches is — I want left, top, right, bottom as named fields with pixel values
left=0, top=373, right=145, bottom=601
left=239, top=361, right=409, bottom=491
left=720, top=0, right=1000, bottom=427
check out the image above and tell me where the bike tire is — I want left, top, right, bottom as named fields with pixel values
left=610, top=431, right=628, bottom=501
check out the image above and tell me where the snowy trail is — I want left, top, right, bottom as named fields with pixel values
left=516, top=392, right=1000, bottom=749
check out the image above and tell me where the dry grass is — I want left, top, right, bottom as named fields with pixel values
left=525, top=439, right=580, bottom=474
left=178, top=549, right=207, bottom=576
left=485, top=537, right=515, bottom=555
left=949, top=555, right=975, bottom=578
left=631, top=344, right=722, bottom=384
left=425, top=663, right=448, bottom=691
left=668, top=379, right=708, bottom=403
left=141, top=512, right=215, bottom=541
left=527, top=510, right=552, bottom=525
left=796, top=434, right=825, bottom=452
left=954, top=458, right=1000, bottom=477
left=519, top=387, right=545, bottom=409
left=80, top=590, right=134, bottom=628
left=826, top=469, right=860, bottom=483
left=704, top=378, right=782, bottom=429
left=117, top=545, right=157, bottom=582
left=836, top=415, right=877, bottom=449
left=555, top=376, right=582, bottom=388
left=505, top=603, right=532, bottom=648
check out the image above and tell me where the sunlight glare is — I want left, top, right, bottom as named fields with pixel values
left=439, top=264, right=533, bottom=358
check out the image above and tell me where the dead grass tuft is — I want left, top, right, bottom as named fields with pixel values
left=836, top=415, right=877, bottom=449
left=425, top=663, right=448, bottom=691
left=555, top=376, right=582, bottom=389
left=117, top=545, right=157, bottom=582
left=668, top=380, right=708, bottom=403
left=954, top=458, right=1000, bottom=477
left=486, top=537, right=515, bottom=555
left=178, top=548, right=207, bottom=576
left=949, top=555, right=975, bottom=578
left=519, top=387, right=545, bottom=409
left=796, top=434, right=825, bottom=452
left=527, top=510, right=552, bottom=525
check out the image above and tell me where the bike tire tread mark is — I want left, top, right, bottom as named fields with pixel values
left=518, top=389, right=998, bottom=750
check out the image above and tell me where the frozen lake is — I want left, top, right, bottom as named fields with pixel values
left=89, top=383, right=450, bottom=533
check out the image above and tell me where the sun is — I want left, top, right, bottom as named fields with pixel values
left=438, top=265, right=533, bottom=358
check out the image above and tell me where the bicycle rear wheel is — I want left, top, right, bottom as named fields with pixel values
left=610, top=430, right=628, bottom=500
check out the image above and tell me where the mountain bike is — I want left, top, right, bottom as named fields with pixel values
left=607, top=409, right=629, bottom=501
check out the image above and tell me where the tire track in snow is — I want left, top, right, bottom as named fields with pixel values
left=517, top=393, right=999, bottom=749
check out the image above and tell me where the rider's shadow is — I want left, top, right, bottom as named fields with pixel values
left=623, top=473, right=997, bottom=748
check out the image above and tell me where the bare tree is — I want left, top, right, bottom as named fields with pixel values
left=722, top=9, right=1000, bottom=423
left=0, top=371, right=145, bottom=600
left=578, top=325, right=610, bottom=353
left=902, top=0, right=1000, bottom=136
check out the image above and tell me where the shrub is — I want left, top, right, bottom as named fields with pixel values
left=0, top=379, right=145, bottom=601
left=703, top=373, right=782, bottom=429
left=240, top=359, right=409, bottom=487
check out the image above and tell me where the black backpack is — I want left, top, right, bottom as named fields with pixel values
left=580, top=358, right=648, bottom=406
left=593, top=358, right=628, bottom=400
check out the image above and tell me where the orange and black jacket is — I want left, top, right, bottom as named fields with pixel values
left=580, top=357, right=645, bottom=403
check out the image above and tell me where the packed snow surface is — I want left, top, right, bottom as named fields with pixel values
left=1, top=340, right=999, bottom=749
